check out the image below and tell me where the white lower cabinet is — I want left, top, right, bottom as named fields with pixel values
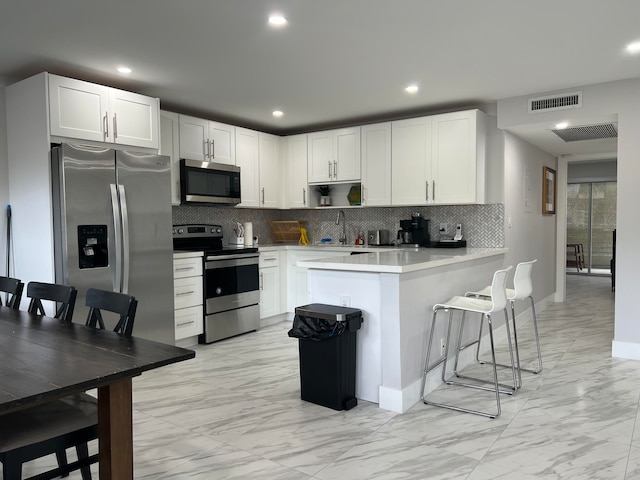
left=259, top=250, right=283, bottom=319
left=173, top=255, right=203, bottom=341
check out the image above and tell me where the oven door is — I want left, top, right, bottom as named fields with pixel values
left=180, top=159, right=241, bottom=205
left=205, top=253, right=260, bottom=314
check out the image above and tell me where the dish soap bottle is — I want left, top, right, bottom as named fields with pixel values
left=355, top=232, right=364, bottom=245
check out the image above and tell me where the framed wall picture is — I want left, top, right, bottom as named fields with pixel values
left=542, top=166, right=556, bottom=215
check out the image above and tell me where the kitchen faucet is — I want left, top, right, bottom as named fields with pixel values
left=336, top=210, right=346, bottom=245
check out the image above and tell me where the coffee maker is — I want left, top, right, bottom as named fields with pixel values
left=398, top=214, right=430, bottom=246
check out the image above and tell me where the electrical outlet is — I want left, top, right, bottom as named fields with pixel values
left=439, top=223, right=447, bottom=233
left=339, top=295, right=351, bottom=307
left=440, top=338, right=446, bottom=356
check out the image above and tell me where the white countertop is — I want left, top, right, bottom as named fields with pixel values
left=297, top=247, right=508, bottom=274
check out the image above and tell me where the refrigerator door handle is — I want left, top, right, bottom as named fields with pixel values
left=110, top=184, right=123, bottom=292
left=118, top=184, right=131, bottom=294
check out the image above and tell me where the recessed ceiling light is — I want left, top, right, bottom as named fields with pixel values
left=626, top=41, right=640, bottom=53
left=117, top=66, right=132, bottom=74
left=268, top=15, right=287, bottom=26
left=272, top=110, right=284, bottom=118
left=555, top=122, right=569, bottom=129
left=404, top=85, right=418, bottom=94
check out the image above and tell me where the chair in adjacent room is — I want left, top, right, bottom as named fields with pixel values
left=466, top=259, right=542, bottom=388
left=0, top=276, right=24, bottom=309
left=420, top=266, right=515, bottom=419
left=26, top=281, right=77, bottom=322
left=0, top=289, right=137, bottom=480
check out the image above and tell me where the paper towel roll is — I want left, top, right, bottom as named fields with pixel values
left=243, top=222, right=253, bottom=246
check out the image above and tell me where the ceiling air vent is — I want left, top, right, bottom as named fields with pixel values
left=552, top=123, right=618, bottom=142
left=528, top=91, right=582, bottom=113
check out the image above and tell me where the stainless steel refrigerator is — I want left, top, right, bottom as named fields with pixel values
left=52, top=143, right=175, bottom=345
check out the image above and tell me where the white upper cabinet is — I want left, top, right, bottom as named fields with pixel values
left=392, top=109, right=486, bottom=205
left=235, top=127, right=260, bottom=207
left=307, top=127, right=360, bottom=183
left=178, top=114, right=235, bottom=165
left=259, top=132, right=282, bottom=208
left=48, top=74, right=160, bottom=150
left=391, top=116, right=432, bottom=205
left=431, top=109, right=486, bottom=204
left=160, top=111, right=181, bottom=205
left=285, top=134, right=308, bottom=208
left=361, top=122, right=391, bottom=206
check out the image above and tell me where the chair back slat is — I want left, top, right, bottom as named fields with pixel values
left=489, top=266, right=512, bottom=312
left=26, top=282, right=77, bottom=322
left=513, top=259, right=537, bottom=300
left=0, top=276, right=24, bottom=309
left=85, top=288, right=137, bottom=337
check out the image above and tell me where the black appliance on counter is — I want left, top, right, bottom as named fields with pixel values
left=397, top=215, right=430, bottom=247
left=173, top=224, right=260, bottom=344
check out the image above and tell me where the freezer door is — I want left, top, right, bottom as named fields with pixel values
left=53, top=144, right=118, bottom=321
left=116, top=151, right=175, bottom=345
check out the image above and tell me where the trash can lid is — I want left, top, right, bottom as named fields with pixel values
left=294, top=303, right=362, bottom=322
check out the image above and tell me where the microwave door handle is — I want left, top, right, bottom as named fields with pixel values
left=118, top=184, right=130, bottom=294
left=110, top=184, right=122, bottom=292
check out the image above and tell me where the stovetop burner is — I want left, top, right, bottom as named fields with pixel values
left=173, top=224, right=258, bottom=255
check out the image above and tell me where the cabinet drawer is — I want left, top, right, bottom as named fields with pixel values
left=259, top=251, right=280, bottom=268
left=173, top=257, right=203, bottom=278
left=173, top=277, right=203, bottom=309
left=175, top=305, right=203, bottom=340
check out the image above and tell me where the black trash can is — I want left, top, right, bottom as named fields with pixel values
left=288, top=303, right=363, bottom=411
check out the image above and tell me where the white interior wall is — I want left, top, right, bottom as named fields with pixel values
left=0, top=87, right=8, bottom=276
left=498, top=77, right=640, bottom=359
left=502, top=131, right=557, bottom=304
left=568, top=160, right=617, bottom=183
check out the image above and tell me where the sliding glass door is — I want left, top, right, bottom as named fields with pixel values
left=567, top=182, right=616, bottom=274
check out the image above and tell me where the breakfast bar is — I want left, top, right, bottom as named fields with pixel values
left=299, top=247, right=507, bottom=413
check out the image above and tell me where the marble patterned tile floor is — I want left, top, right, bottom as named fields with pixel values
left=13, top=275, right=639, bottom=479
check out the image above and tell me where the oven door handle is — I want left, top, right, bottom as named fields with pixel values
left=205, top=256, right=259, bottom=269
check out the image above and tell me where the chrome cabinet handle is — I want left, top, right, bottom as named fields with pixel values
left=362, top=185, right=365, bottom=203
left=204, top=140, right=210, bottom=159
left=113, top=112, right=118, bottom=139
left=176, top=290, right=195, bottom=296
left=426, top=181, right=429, bottom=201
left=328, top=161, right=332, bottom=179
left=259, top=272, right=264, bottom=290
left=334, top=161, right=338, bottom=179
left=211, top=139, right=215, bottom=159
left=261, top=187, right=265, bottom=204
left=303, top=188, right=306, bottom=205
left=177, top=319, right=195, bottom=327
left=104, top=112, right=109, bottom=138
left=432, top=181, right=435, bottom=201
left=175, top=266, right=195, bottom=272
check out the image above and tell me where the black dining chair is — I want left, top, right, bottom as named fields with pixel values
left=26, top=281, right=77, bottom=322
left=0, top=276, right=24, bottom=309
left=0, top=289, right=137, bottom=480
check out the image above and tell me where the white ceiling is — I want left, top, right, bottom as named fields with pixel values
left=1, top=0, right=639, bottom=157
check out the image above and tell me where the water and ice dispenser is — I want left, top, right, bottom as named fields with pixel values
left=77, top=225, right=108, bottom=269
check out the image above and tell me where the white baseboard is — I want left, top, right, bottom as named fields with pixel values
left=612, top=340, right=640, bottom=360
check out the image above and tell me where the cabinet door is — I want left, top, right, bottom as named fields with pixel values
left=209, top=121, right=235, bottom=165
left=48, top=74, right=109, bottom=142
left=307, top=131, right=334, bottom=183
left=179, top=115, right=208, bottom=161
left=259, top=133, right=282, bottom=208
left=391, top=116, right=432, bottom=205
left=160, top=111, right=181, bottom=205
left=361, top=123, right=391, bottom=206
left=431, top=110, right=482, bottom=204
left=235, top=127, right=260, bottom=207
left=260, top=266, right=280, bottom=318
left=110, top=89, right=159, bottom=150
left=286, top=134, right=308, bottom=208
left=174, top=276, right=203, bottom=310
left=335, top=127, right=361, bottom=181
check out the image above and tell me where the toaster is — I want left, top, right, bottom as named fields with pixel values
left=367, top=229, right=390, bottom=246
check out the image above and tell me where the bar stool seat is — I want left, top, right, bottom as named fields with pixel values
left=421, top=266, right=516, bottom=419
left=466, top=259, right=542, bottom=385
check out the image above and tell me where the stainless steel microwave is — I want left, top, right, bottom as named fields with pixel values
left=180, top=159, right=241, bottom=205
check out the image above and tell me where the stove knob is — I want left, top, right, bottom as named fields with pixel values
left=178, top=228, right=184, bottom=234
left=216, top=227, right=222, bottom=233
left=216, top=287, right=222, bottom=295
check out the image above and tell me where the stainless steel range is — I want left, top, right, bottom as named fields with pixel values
left=173, top=224, right=260, bottom=344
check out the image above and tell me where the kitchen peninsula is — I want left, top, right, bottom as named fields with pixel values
left=299, top=247, right=507, bottom=413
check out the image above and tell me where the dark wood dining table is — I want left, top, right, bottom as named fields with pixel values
left=0, top=306, right=195, bottom=479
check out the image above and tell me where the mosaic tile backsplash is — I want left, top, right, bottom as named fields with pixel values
left=173, top=204, right=504, bottom=248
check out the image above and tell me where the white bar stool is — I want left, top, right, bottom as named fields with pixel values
left=420, top=266, right=516, bottom=419
left=466, top=259, right=542, bottom=388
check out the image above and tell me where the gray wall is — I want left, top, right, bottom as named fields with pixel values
left=0, top=87, right=8, bottom=276
left=568, top=160, right=617, bottom=183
